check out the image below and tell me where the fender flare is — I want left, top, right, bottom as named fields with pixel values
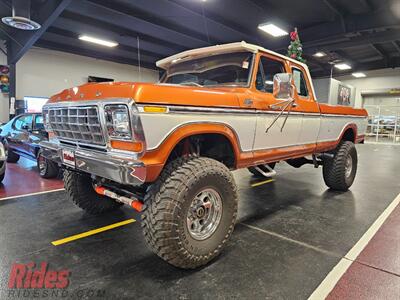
left=141, top=123, right=242, bottom=181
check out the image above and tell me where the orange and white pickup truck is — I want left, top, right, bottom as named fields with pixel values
left=41, top=42, right=368, bottom=269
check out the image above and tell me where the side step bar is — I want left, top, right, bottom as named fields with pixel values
left=254, top=164, right=277, bottom=178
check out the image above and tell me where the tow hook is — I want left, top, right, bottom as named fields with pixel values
left=94, top=186, right=144, bottom=212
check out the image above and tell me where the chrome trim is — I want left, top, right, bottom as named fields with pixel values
left=43, top=98, right=140, bottom=151
left=137, top=104, right=367, bottom=118
left=40, top=140, right=146, bottom=185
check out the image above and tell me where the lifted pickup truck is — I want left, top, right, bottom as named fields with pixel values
left=41, top=42, right=367, bottom=269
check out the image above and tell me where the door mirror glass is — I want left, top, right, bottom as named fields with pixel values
left=21, top=124, right=30, bottom=131
left=273, top=73, right=294, bottom=100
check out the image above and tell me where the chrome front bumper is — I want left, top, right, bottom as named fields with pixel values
left=40, top=141, right=146, bottom=186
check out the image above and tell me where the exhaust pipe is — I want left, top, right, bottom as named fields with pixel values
left=94, top=186, right=144, bottom=212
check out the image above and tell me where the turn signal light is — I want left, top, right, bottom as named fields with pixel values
left=110, top=140, right=143, bottom=152
left=143, top=106, right=168, bottom=113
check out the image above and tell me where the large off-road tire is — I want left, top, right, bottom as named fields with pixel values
left=141, top=157, right=238, bottom=269
left=323, top=141, right=357, bottom=191
left=37, top=150, right=58, bottom=179
left=6, top=149, right=19, bottom=163
left=64, top=170, right=122, bottom=214
left=248, top=162, right=276, bottom=177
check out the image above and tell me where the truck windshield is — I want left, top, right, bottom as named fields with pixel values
left=162, top=52, right=254, bottom=87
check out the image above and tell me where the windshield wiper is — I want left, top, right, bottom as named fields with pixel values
left=179, top=82, right=203, bottom=87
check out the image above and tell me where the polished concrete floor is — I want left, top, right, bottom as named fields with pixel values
left=0, top=144, right=399, bottom=299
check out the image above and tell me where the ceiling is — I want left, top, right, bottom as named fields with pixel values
left=0, top=0, right=399, bottom=78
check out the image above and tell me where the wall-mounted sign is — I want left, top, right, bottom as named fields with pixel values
left=338, top=84, right=351, bottom=106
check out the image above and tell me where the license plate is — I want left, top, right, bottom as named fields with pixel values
left=62, top=149, right=75, bottom=168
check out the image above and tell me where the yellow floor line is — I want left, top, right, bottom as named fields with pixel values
left=251, top=178, right=275, bottom=187
left=51, top=218, right=136, bottom=246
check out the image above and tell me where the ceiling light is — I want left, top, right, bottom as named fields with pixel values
left=352, top=72, right=366, bottom=78
left=334, top=63, right=352, bottom=70
left=258, top=23, right=288, bottom=37
left=79, top=35, right=118, bottom=47
left=313, top=52, right=326, bottom=57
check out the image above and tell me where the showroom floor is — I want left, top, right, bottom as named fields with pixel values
left=0, top=144, right=399, bottom=299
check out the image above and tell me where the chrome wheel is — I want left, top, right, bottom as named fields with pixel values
left=186, top=188, right=223, bottom=240
left=345, top=155, right=353, bottom=178
left=38, top=154, right=46, bottom=175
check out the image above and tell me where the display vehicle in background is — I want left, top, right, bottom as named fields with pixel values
left=40, top=42, right=368, bottom=269
left=0, top=113, right=59, bottom=178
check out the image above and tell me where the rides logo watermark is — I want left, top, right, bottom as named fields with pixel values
left=8, top=262, right=69, bottom=289
left=6, top=262, right=105, bottom=298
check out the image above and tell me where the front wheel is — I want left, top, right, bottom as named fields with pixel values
left=141, top=157, right=238, bottom=269
left=64, top=170, right=122, bottom=214
left=37, top=150, right=59, bottom=178
left=323, top=141, right=357, bottom=191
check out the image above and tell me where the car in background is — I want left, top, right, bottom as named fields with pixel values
left=0, top=113, right=59, bottom=178
left=0, top=140, right=6, bottom=183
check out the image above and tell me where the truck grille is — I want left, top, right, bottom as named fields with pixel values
left=46, top=106, right=105, bottom=145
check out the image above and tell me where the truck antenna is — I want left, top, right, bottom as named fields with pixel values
left=137, top=36, right=142, bottom=82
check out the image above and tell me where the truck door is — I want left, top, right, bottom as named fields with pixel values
left=290, top=65, right=320, bottom=149
left=251, top=55, right=303, bottom=151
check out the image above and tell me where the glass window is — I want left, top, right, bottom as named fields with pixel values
left=34, top=115, right=44, bottom=130
left=256, top=56, right=285, bottom=93
left=163, top=52, right=254, bottom=87
left=292, top=68, right=309, bottom=97
left=14, top=115, right=33, bottom=130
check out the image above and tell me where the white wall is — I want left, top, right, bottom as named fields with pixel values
left=16, top=47, right=159, bottom=99
left=335, top=68, right=400, bottom=108
left=313, top=78, right=356, bottom=106
left=0, top=47, right=159, bottom=123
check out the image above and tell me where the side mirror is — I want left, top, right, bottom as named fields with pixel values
left=273, top=73, right=295, bottom=100
left=21, top=124, right=30, bottom=131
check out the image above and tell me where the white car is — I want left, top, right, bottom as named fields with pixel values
left=0, top=141, right=6, bottom=183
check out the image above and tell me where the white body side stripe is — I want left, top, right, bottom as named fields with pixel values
left=138, top=105, right=368, bottom=152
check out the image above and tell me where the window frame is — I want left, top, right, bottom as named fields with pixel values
left=33, top=114, right=44, bottom=130
left=160, top=52, right=257, bottom=88
left=13, top=114, right=33, bottom=131
left=254, top=54, right=287, bottom=94
left=291, top=67, right=310, bottom=99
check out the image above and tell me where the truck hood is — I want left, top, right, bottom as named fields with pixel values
left=48, top=82, right=242, bottom=108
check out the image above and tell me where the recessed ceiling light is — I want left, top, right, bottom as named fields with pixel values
left=334, top=63, right=352, bottom=70
left=78, top=35, right=118, bottom=47
left=313, top=52, right=326, bottom=57
left=258, top=23, right=288, bottom=37
left=352, top=72, right=366, bottom=78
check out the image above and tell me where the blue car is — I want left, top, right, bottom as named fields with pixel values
left=0, top=113, right=59, bottom=178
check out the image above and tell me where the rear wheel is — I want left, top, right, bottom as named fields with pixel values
left=141, top=157, right=238, bottom=269
left=37, top=150, right=58, bottom=178
left=64, top=170, right=122, bottom=214
left=6, top=149, right=19, bottom=163
left=248, top=163, right=276, bottom=177
left=323, top=141, right=357, bottom=191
